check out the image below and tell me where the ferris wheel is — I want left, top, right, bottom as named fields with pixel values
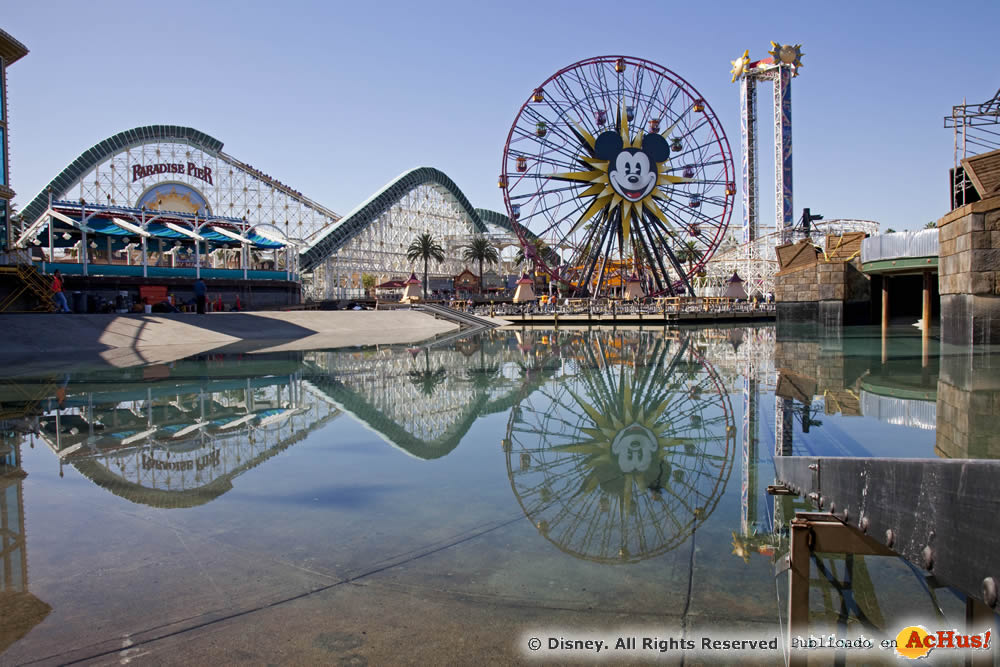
left=504, top=332, right=735, bottom=563
left=500, top=56, right=735, bottom=297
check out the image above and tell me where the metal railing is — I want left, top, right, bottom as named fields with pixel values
left=861, top=229, right=939, bottom=263
left=860, top=391, right=936, bottom=431
left=469, top=299, right=776, bottom=318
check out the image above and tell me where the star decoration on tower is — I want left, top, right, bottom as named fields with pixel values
left=730, top=49, right=750, bottom=83
left=768, top=41, right=804, bottom=76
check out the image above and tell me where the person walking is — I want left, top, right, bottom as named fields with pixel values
left=194, top=278, right=207, bottom=314
left=51, top=269, right=71, bottom=312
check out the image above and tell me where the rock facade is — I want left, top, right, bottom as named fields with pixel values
left=937, top=194, right=1000, bottom=345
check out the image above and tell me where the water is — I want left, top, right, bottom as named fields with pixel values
left=0, top=325, right=993, bottom=664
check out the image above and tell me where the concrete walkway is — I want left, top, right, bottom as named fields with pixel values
left=0, top=311, right=459, bottom=374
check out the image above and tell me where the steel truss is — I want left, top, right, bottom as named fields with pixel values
left=38, top=377, right=341, bottom=498
left=307, top=184, right=517, bottom=300
left=698, top=219, right=879, bottom=298
left=18, top=127, right=340, bottom=253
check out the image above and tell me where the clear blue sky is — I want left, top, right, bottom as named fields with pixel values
left=5, top=0, right=999, bottom=232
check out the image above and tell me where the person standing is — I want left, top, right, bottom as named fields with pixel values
left=194, top=278, right=207, bottom=314
left=51, top=269, right=71, bottom=312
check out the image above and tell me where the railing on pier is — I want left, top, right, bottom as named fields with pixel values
left=466, top=298, right=776, bottom=319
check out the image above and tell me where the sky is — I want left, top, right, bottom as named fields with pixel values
left=4, top=0, right=999, bottom=233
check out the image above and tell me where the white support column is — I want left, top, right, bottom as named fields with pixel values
left=194, top=214, right=201, bottom=280
left=81, top=204, right=89, bottom=277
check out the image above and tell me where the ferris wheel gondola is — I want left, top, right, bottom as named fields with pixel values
left=501, top=56, right=735, bottom=297
left=505, top=332, right=735, bottom=563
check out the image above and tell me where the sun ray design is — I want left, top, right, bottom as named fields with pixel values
left=505, top=332, right=737, bottom=564
left=501, top=56, right=735, bottom=299
left=551, top=96, right=684, bottom=279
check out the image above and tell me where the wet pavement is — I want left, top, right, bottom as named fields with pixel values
left=0, top=325, right=993, bottom=665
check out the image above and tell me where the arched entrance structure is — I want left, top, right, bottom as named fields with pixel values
left=11, top=126, right=519, bottom=302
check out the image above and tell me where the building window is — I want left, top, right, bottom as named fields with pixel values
left=0, top=127, right=5, bottom=186
left=0, top=199, right=7, bottom=250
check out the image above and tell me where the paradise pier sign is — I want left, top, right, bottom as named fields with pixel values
left=132, top=161, right=213, bottom=185
left=18, top=126, right=342, bottom=249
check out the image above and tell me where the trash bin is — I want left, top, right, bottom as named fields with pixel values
left=72, top=291, right=85, bottom=313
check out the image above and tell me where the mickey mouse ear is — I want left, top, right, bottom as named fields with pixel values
left=641, top=133, right=670, bottom=163
left=594, top=131, right=624, bottom=160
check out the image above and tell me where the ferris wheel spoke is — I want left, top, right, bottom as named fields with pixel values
left=556, top=73, right=602, bottom=134
left=519, top=106, right=590, bottom=157
left=503, top=56, right=732, bottom=295
left=509, top=123, right=583, bottom=163
left=510, top=183, right=585, bottom=202
left=657, top=196, right=723, bottom=229
left=522, top=195, right=592, bottom=237
left=663, top=158, right=728, bottom=175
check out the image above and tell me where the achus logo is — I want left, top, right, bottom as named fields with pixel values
left=894, top=625, right=991, bottom=659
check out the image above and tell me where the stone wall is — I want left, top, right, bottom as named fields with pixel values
left=937, top=194, right=1000, bottom=345
left=775, top=257, right=871, bottom=328
left=936, top=380, right=1000, bottom=459
left=774, top=264, right=819, bottom=303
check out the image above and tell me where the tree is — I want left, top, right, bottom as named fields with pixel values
left=514, top=237, right=549, bottom=272
left=925, top=221, right=937, bottom=229
left=885, top=228, right=897, bottom=234
left=408, top=348, right=447, bottom=397
left=406, top=232, right=445, bottom=299
left=362, top=273, right=377, bottom=296
left=674, top=240, right=704, bottom=274
left=461, top=235, right=500, bottom=294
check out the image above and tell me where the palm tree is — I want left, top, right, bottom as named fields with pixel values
left=461, top=236, right=500, bottom=294
left=406, top=232, right=445, bottom=299
left=514, top=237, right=549, bottom=272
left=408, top=348, right=447, bottom=397
left=675, top=241, right=704, bottom=274
left=924, top=221, right=937, bottom=229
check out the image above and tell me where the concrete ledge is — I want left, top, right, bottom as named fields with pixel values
left=0, top=311, right=459, bottom=373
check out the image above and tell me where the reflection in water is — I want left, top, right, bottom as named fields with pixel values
left=14, top=356, right=342, bottom=507
left=505, top=331, right=735, bottom=563
left=0, top=434, right=51, bottom=654
left=0, top=324, right=981, bottom=661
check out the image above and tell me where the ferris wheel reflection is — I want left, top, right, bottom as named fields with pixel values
left=505, top=330, right=735, bottom=564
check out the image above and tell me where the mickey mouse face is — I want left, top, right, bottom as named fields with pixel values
left=611, top=151, right=656, bottom=201
left=595, top=131, right=670, bottom=203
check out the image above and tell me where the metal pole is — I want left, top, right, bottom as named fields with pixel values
left=881, top=276, right=889, bottom=364
left=194, top=213, right=201, bottom=280
left=142, top=210, right=148, bottom=278
left=242, top=219, right=248, bottom=280
left=922, top=271, right=931, bottom=368
left=788, top=517, right=810, bottom=667
left=47, top=190, right=53, bottom=266
left=81, top=203, right=88, bottom=277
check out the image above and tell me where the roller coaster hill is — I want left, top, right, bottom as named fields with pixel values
left=1, top=126, right=522, bottom=313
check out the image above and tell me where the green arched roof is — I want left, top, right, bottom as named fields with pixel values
left=21, top=125, right=224, bottom=227
left=300, top=168, right=513, bottom=272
